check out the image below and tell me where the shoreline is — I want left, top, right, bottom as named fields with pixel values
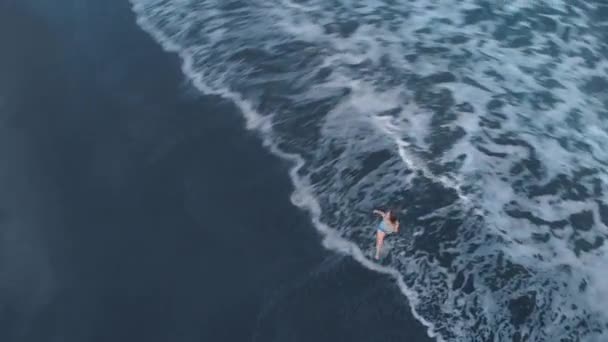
left=130, top=2, right=440, bottom=341
left=1, top=1, right=435, bottom=341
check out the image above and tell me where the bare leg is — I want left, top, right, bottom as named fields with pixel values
left=375, top=230, right=386, bottom=260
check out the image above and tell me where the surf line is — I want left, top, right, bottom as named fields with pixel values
left=129, top=2, right=445, bottom=340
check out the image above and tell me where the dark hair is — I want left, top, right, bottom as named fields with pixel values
left=388, top=210, right=398, bottom=223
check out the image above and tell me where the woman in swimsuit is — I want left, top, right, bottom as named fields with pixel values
left=373, top=209, right=399, bottom=260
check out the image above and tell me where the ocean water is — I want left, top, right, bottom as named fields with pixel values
left=129, top=0, right=608, bottom=341
left=3, top=0, right=437, bottom=341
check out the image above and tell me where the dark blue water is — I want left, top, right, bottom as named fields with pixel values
left=0, top=1, right=432, bottom=341
left=4, top=0, right=608, bottom=340
left=128, top=1, right=608, bottom=341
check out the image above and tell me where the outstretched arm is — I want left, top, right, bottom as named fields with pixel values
left=373, top=209, right=386, bottom=217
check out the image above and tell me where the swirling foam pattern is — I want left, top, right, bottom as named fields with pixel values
left=130, top=0, right=608, bottom=340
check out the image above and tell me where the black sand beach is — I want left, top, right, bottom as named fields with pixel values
left=0, top=1, right=433, bottom=341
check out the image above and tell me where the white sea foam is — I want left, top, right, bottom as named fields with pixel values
left=130, top=0, right=608, bottom=340
left=129, top=2, right=445, bottom=340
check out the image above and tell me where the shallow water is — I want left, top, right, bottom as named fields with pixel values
left=130, top=1, right=608, bottom=340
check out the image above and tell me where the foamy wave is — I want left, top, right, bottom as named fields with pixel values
left=129, top=1, right=444, bottom=340
left=130, top=0, right=608, bottom=340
